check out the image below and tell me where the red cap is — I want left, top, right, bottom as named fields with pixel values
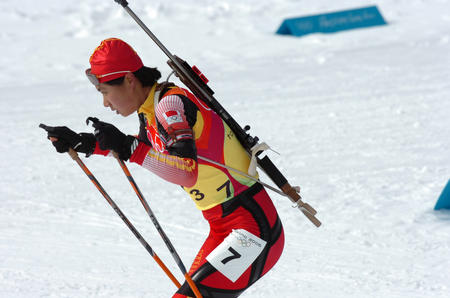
left=89, top=38, right=144, bottom=83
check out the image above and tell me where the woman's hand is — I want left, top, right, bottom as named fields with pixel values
left=86, top=117, right=138, bottom=160
left=39, top=124, right=96, bottom=155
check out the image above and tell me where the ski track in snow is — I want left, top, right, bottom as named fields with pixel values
left=1, top=0, right=450, bottom=297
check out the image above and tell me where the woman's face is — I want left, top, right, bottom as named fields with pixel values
left=97, top=74, right=141, bottom=117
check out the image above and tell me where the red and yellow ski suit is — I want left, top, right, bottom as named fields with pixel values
left=94, top=84, right=284, bottom=297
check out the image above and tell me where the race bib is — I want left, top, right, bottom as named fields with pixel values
left=206, top=229, right=266, bottom=282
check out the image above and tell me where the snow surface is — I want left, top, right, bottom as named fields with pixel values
left=1, top=0, right=450, bottom=297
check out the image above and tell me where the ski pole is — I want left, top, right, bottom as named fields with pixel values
left=85, top=116, right=202, bottom=297
left=65, top=147, right=182, bottom=289
left=112, top=154, right=203, bottom=298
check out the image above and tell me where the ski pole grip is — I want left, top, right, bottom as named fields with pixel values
left=114, top=0, right=128, bottom=7
left=112, top=151, right=120, bottom=160
left=68, top=148, right=79, bottom=160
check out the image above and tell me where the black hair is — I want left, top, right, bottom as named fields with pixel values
left=105, top=66, right=162, bottom=86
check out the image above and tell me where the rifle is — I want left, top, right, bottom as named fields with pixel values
left=113, top=0, right=321, bottom=227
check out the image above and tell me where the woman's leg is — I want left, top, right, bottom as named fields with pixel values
left=173, top=184, right=284, bottom=298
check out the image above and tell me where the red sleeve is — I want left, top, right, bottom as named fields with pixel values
left=135, top=148, right=197, bottom=188
left=92, top=142, right=111, bottom=156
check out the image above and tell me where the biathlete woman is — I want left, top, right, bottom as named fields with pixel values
left=42, top=38, right=284, bottom=298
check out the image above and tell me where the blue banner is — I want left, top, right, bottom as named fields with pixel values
left=276, top=6, right=387, bottom=37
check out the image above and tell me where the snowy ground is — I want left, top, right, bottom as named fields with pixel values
left=1, top=0, right=450, bottom=297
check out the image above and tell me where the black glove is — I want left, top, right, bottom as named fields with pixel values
left=86, top=117, right=138, bottom=161
left=39, top=124, right=96, bottom=156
